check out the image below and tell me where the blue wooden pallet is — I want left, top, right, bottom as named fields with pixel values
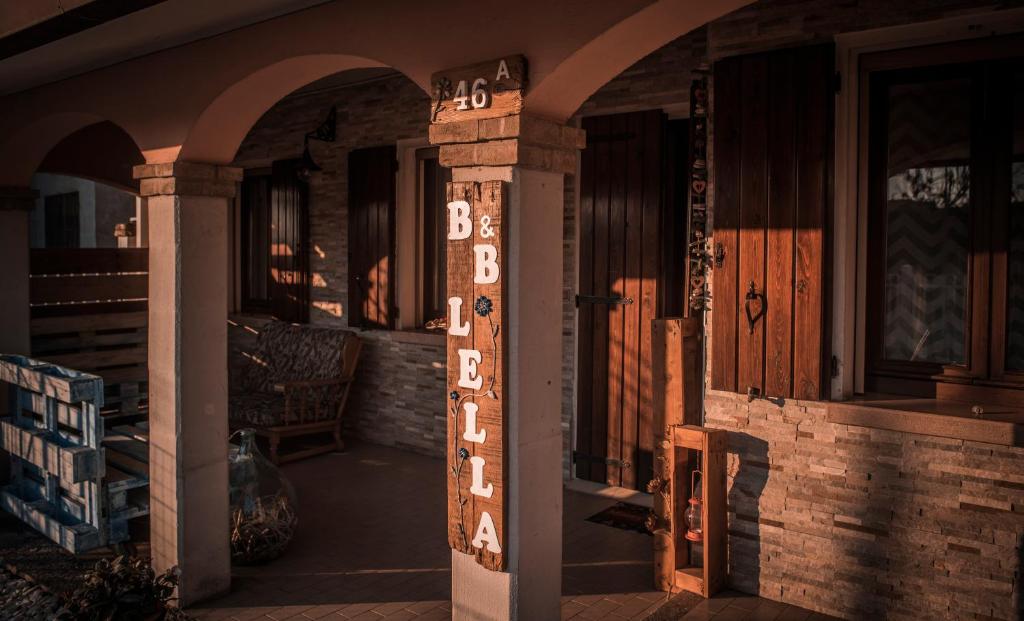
left=0, top=354, right=150, bottom=554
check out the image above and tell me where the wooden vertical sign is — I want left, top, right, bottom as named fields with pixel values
left=446, top=180, right=507, bottom=571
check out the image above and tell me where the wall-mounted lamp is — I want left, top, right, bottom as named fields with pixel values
left=298, top=105, right=337, bottom=180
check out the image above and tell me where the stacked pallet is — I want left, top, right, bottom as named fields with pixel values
left=0, top=355, right=149, bottom=554
left=28, top=248, right=148, bottom=422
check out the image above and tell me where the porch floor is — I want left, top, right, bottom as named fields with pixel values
left=186, top=443, right=829, bottom=621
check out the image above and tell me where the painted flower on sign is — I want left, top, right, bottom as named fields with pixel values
left=458, top=448, right=470, bottom=460
left=474, top=295, right=493, bottom=317
left=450, top=391, right=459, bottom=401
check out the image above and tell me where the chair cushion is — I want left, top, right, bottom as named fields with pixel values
left=229, top=392, right=287, bottom=428
left=239, top=321, right=352, bottom=393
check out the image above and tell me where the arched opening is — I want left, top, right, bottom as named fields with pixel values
left=525, top=0, right=753, bottom=121
left=1, top=119, right=154, bottom=566
left=178, top=54, right=407, bottom=164
left=184, top=8, right=751, bottom=617
left=185, top=62, right=453, bottom=617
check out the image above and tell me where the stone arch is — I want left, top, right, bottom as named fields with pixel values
left=178, top=54, right=421, bottom=164
left=37, top=121, right=145, bottom=193
left=525, top=0, right=754, bottom=121
left=0, top=111, right=111, bottom=186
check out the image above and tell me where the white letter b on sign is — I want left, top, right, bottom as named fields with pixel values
left=474, top=244, right=499, bottom=284
left=448, top=201, right=471, bottom=240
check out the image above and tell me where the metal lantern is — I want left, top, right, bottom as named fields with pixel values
left=684, top=469, right=703, bottom=543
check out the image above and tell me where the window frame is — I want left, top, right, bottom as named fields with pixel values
left=860, top=35, right=1024, bottom=403
left=239, top=169, right=272, bottom=315
left=416, top=147, right=450, bottom=327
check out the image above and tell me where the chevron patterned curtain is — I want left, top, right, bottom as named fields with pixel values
left=881, top=79, right=971, bottom=365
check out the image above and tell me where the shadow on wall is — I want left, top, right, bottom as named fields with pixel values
left=727, top=432, right=768, bottom=595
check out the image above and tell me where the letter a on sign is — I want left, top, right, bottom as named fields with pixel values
left=495, top=59, right=510, bottom=81
left=472, top=511, right=502, bottom=553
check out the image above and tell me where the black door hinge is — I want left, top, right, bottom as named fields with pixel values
left=831, top=355, right=839, bottom=378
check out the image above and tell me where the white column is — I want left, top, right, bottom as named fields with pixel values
left=449, top=166, right=565, bottom=620
left=135, top=162, right=240, bottom=606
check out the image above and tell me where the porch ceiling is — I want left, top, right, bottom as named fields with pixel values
left=0, top=0, right=333, bottom=96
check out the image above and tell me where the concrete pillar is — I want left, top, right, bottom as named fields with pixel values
left=433, top=115, right=584, bottom=620
left=0, top=187, right=34, bottom=358
left=133, top=162, right=241, bottom=606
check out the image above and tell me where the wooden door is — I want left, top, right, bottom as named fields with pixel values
left=711, top=44, right=833, bottom=401
left=575, top=109, right=685, bottom=491
left=270, top=159, right=310, bottom=324
left=348, top=145, right=397, bottom=329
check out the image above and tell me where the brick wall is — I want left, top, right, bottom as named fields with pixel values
left=233, top=73, right=449, bottom=457
left=705, top=390, right=1023, bottom=621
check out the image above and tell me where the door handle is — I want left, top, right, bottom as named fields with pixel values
left=744, top=281, right=766, bottom=334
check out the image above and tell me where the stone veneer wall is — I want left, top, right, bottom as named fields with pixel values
left=232, top=74, right=449, bottom=457
left=565, top=0, right=1024, bottom=617
left=697, top=2, right=1024, bottom=618
left=705, top=391, right=1023, bottom=621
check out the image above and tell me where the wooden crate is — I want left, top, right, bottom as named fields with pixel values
left=668, top=425, right=728, bottom=598
left=0, top=355, right=149, bottom=554
left=29, top=249, right=148, bottom=422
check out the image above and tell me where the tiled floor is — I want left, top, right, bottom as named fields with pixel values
left=188, top=443, right=831, bottom=621
left=658, top=592, right=842, bottom=621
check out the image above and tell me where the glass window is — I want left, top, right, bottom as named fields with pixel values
left=1007, top=72, right=1024, bottom=371
left=881, top=78, right=971, bottom=365
left=865, top=44, right=1024, bottom=396
left=418, top=149, right=451, bottom=325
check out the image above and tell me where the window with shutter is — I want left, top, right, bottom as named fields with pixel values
left=711, top=44, right=833, bottom=401
left=240, top=160, right=310, bottom=323
left=348, top=145, right=397, bottom=329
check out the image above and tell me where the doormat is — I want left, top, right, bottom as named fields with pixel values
left=586, top=502, right=652, bottom=536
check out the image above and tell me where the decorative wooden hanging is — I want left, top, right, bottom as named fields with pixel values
left=445, top=180, right=508, bottom=572
left=687, top=71, right=711, bottom=314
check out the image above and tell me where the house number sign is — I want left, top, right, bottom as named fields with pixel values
left=431, top=55, right=527, bottom=124
left=446, top=180, right=507, bottom=571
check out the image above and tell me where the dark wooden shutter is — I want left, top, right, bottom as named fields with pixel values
left=711, top=44, right=833, bottom=401
left=241, top=173, right=272, bottom=311
left=348, top=145, right=397, bottom=329
left=268, top=160, right=310, bottom=324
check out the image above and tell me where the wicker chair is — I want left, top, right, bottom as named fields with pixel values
left=229, top=321, right=362, bottom=464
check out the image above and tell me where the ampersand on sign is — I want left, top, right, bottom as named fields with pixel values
left=479, top=215, right=495, bottom=239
